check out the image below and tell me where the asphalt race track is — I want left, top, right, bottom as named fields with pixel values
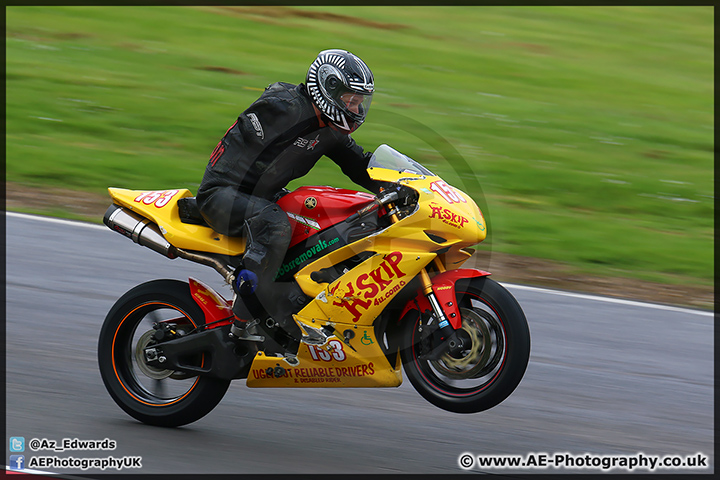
left=5, top=213, right=714, bottom=475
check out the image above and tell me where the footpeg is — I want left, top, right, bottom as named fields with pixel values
left=229, top=320, right=265, bottom=342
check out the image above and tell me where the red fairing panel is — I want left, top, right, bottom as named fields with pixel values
left=188, top=277, right=233, bottom=329
left=277, top=186, right=376, bottom=247
left=400, top=269, right=492, bottom=329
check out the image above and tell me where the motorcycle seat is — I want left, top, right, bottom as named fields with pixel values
left=177, top=197, right=210, bottom=227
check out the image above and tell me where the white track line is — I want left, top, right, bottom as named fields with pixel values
left=6, top=211, right=107, bottom=230
left=503, top=283, right=713, bottom=317
left=6, top=211, right=714, bottom=317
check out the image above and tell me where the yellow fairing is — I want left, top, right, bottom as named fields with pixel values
left=107, top=188, right=246, bottom=255
left=290, top=163, right=487, bottom=324
left=247, top=325, right=401, bottom=388
left=253, top=159, right=488, bottom=388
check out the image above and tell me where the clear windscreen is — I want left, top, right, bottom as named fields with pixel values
left=368, top=144, right=435, bottom=176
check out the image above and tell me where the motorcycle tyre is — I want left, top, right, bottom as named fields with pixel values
left=401, top=277, right=530, bottom=414
left=98, top=279, right=231, bottom=427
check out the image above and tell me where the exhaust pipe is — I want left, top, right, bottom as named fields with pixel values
left=104, top=204, right=178, bottom=259
left=103, top=204, right=235, bottom=283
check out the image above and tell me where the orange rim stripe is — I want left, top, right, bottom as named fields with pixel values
left=111, top=302, right=202, bottom=407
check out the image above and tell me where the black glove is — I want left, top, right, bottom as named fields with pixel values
left=272, top=188, right=291, bottom=203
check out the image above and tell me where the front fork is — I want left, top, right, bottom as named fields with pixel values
left=418, top=267, right=467, bottom=358
left=420, top=265, right=456, bottom=320
left=385, top=198, right=468, bottom=357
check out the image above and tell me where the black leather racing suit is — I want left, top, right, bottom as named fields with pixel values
left=196, top=82, right=382, bottom=322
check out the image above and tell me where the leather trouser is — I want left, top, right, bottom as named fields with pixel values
left=197, top=186, right=296, bottom=322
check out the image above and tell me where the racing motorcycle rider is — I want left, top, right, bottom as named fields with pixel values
left=196, top=49, right=382, bottom=341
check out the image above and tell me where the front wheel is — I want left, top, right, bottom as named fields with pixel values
left=401, top=277, right=530, bottom=413
left=98, top=279, right=231, bottom=427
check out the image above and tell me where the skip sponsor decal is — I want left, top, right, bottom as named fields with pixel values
left=429, top=202, right=469, bottom=228
left=329, top=251, right=407, bottom=322
left=373, top=280, right=406, bottom=306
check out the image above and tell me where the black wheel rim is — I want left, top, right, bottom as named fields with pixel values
left=111, top=302, right=203, bottom=406
left=411, top=293, right=507, bottom=397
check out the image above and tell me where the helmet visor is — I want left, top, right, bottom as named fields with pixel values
left=332, top=87, right=373, bottom=124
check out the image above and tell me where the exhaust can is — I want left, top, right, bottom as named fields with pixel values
left=104, top=204, right=178, bottom=259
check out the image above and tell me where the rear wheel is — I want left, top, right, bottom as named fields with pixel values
left=98, top=279, right=230, bottom=427
left=401, top=277, right=530, bottom=413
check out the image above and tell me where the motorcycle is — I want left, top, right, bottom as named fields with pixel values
left=98, top=144, right=530, bottom=427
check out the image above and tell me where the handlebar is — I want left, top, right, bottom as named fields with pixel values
left=345, top=191, right=399, bottom=224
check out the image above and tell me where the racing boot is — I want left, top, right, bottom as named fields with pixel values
left=233, top=207, right=300, bottom=338
left=228, top=269, right=265, bottom=342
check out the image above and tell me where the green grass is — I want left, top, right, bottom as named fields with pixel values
left=5, top=6, right=713, bottom=287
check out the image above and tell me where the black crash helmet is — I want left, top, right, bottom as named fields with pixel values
left=306, top=49, right=374, bottom=133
